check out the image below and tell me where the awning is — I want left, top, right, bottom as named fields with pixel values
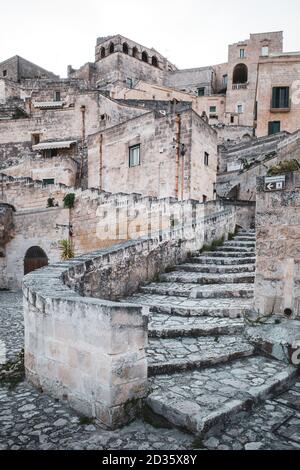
left=33, top=101, right=65, bottom=109
left=33, top=140, right=77, bottom=150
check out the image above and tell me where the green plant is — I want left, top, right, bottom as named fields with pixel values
left=63, top=193, right=75, bottom=209
left=200, top=236, right=224, bottom=253
left=267, top=159, right=300, bottom=176
left=47, top=197, right=55, bottom=208
left=59, top=239, right=75, bottom=260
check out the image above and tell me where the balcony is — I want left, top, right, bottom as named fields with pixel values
left=232, top=83, right=248, bottom=90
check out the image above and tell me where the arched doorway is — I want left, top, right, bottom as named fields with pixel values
left=24, top=246, right=48, bottom=275
left=233, top=64, right=248, bottom=84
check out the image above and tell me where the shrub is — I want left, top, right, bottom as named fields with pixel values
left=63, top=193, right=75, bottom=209
left=267, top=159, right=300, bottom=176
left=59, top=239, right=75, bottom=260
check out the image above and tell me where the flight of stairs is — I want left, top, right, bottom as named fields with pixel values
left=122, top=230, right=297, bottom=436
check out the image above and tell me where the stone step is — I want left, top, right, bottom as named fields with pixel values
left=146, top=356, right=297, bottom=436
left=160, top=271, right=255, bottom=285
left=215, top=246, right=255, bottom=253
left=201, top=251, right=255, bottom=258
left=147, top=336, right=255, bottom=376
left=190, top=256, right=256, bottom=265
left=224, top=241, right=256, bottom=247
left=148, top=314, right=244, bottom=338
left=234, top=236, right=256, bottom=242
left=238, top=229, right=256, bottom=234
left=122, top=293, right=253, bottom=318
left=140, top=282, right=253, bottom=299
left=179, top=263, right=255, bottom=274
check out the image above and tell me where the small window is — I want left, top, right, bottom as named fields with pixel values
left=132, top=47, right=138, bottom=58
left=109, top=43, right=115, bottom=54
left=54, top=91, right=61, bottom=102
left=3, top=70, right=7, bottom=77
left=152, top=56, right=158, bottom=67
left=222, top=74, right=228, bottom=87
left=45, top=149, right=58, bottom=158
left=230, top=115, right=235, bottom=124
left=197, top=87, right=205, bottom=97
left=240, top=49, right=245, bottom=59
left=237, top=104, right=243, bottom=114
left=43, top=178, right=55, bottom=186
left=129, top=144, right=140, bottom=167
left=268, top=121, right=281, bottom=135
left=142, top=51, right=148, bottom=63
left=272, top=87, right=289, bottom=109
left=126, top=77, right=133, bottom=89
left=209, top=106, right=217, bottom=114
left=123, top=43, right=129, bottom=54
left=203, top=195, right=207, bottom=203
left=204, top=152, right=209, bottom=166
left=261, top=46, right=269, bottom=56
left=31, top=133, right=40, bottom=145
left=100, top=47, right=106, bottom=58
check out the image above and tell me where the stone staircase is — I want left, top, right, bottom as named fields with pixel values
left=123, top=230, right=297, bottom=436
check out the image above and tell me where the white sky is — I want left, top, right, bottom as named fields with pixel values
left=1, top=0, right=300, bottom=77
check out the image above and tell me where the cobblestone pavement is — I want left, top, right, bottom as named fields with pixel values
left=0, top=291, right=23, bottom=365
left=0, top=291, right=299, bottom=450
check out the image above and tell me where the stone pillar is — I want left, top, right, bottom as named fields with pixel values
left=23, top=286, right=148, bottom=429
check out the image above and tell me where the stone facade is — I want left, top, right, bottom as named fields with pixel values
left=255, top=171, right=300, bottom=318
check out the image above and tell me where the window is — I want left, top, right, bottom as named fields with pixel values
left=126, top=77, right=133, bottom=89
left=222, top=74, right=228, bottom=87
left=3, top=70, right=7, bottom=77
left=209, top=106, right=217, bottom=114
left=43, top=178, right=55, bottom=186
left=268, top=121, right=281, bottom=135
left=45, top=149, right=58, bottom=158
left=54, top=91, right=61, bottom=102
left=237, top=104, right=243, bottom=114
left=142, top=51, right=148, bottom=63
left=152, top=56, right=158, bottom=67
left=240, top=49, right=245, bottom=59
left=132, top=47, right=138, bottom=58
left=109, top=43, right=115, bottom=54
left=197, top=87, right=205, bottom=96
left=233, top=64, right=248, bottom=84
left=129, top=145, right=140, bottom=167
left=203, top=195, right=207, bottom=203
left=272, top=87, right=290, bottom=109
left=261, top=46, right=269, bottom=56
left=230, top=115, right=235, bottom=124
left=100, top=47, right=106, bottom=59
left=123, top=43, right=129, bottom=54
left=204, top=152, right=209, bottom=166
left=31, top=133, right=40, bottom=145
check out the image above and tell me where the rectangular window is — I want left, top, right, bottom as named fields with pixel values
left=268, top=121, right=281, bottom=135
left=209, top=106, right=217, bottom=114
left=222, top=74, right=228, bottom=87
left=54, top=91, right=61, bottom=102
left=203, top=195, right=207, bottom=203
left=261, top=46, right=269, bottom=56
left=126, top=78, right=133, bottom=89
left=44, top=149, right=58, bottom=158
left=43, top=178, right=55, bottom=186
left=3, top=70, right=7, bottom=77
left=237, top=105, right=243, bottom=114
left=204, top=152, right=209, bottom=166
left=129, top=144, right=140, bottom=167
left=272, top=87, right=289, bottom=109
left=240, top=49, right=245, bottom=59
left=230, top=115, right=235, bottom=124
left=197, top=87, right=205, bottom=97
left=31, top=133, right=40, bottom=145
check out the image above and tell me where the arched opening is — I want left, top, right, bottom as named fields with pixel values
left=142, top=51, right=148, bottom=63
left=123, top=43, right=129, bottom=54
left=109, top=42, right=115, bottom=54
left=233, top=64, right=248, bottom=84
left=24, top=246, right=48, bottom=275
left=132, top=47, right=138, bottom=59
left=100, top=47, right=106, bottom=59
left=152, top=56, right=158, bottom=67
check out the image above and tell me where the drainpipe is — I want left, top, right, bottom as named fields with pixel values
left=80, top=105, right=86, bottom=181
left=99, top=133, right=103, bottom=190
left=175, top=114, right=181, bottom=199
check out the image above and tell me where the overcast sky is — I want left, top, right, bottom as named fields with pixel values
left=1, top=0, right=300, bottom=77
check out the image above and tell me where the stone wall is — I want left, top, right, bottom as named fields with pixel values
left=255, top=171, right=300, bottom=318
left=23, top=199, right=237, bottom=428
